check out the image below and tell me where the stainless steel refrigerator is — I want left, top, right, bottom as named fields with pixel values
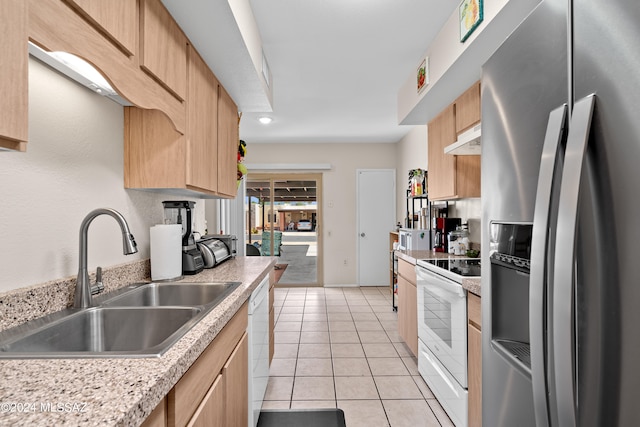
left=481, top=0, right=640, bottom=425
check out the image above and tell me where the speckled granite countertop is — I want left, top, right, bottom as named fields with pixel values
left=0, top=257, right=276, bottom=426
left=395, top=249, right=482, bottom=297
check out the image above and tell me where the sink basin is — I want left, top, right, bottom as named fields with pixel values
left=0, top=281, right=242, bottom=358
left=100, top=282, right=241, bottom=308
left=0, top=306, right=203, bottom=358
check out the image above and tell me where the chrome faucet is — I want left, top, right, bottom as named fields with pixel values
left=74, top=208, right=138, bottom=308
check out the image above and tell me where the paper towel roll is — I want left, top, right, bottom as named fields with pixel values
left=150, top=224, right=182, bottom=281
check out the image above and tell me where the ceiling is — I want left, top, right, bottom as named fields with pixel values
left=246, top=180, right=317, bottom=203
left=163, top=0, right=460, bottom=145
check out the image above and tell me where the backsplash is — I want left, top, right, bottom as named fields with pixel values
left=0, top=259, right=150, bottom=332
left=448, top=198, right=481, bottom=246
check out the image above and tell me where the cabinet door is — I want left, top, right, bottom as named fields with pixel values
left=428, top=101, right=481, bottom=200
left=168, top=303, right=248, bottom=427
left=455, top=81, right=481, bottom=134
left=216, top=86, right=239, bottom=197
left=428, top=104, right=456, bottom=200
left=141, top=397, right=167, bottom=427
left=223, top=333, right=248, bottom=427
left=0, top=0, right=27, bottom=151
left=468, top=324, right=482, bottom=427
left=455, top=155, right=481, bottom=199
left=186, top=45, right=218, bottom=192
left=140, top=0, right=187, bottom=100
left=65, top=0, right=138, bottom=56
left=397, top=276, right=418, bottom=357
left=186, top=375, right=225, bottom=427
left=124, top=107, right=186, bottom=190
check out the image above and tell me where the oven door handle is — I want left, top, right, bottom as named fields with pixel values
left=416, top=266, right=465, bottom=297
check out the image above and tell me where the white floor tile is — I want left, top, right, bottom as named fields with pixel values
left=268, top=286, right=454, bottom=427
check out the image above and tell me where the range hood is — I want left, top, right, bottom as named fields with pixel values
left=444, top=123, right=481, bottom=155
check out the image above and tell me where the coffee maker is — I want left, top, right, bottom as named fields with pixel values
left=162, top=201, right=204, bottom=275
left=433, top=217, right=461, bottom=252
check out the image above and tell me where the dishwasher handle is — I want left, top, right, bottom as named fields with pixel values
left=249, top=276, right=269, bottom=313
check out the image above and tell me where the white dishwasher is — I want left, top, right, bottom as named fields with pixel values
left=247, top=275, right=269, bottom=427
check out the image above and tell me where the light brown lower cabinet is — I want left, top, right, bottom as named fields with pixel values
left=397, top=277, right=418, bottom=357
left=185, top=333, right=248, bottom=427
left=397, top=258, right=418, bottom=357
left=186, top=374, right=224, bottom=427
left=222, top=333, right=249, bottom=427
left=139, top=302, right=249, bottom=427
left=182, top=333, right=249, bottom=427
left=141, top=397, right=167, bottom=427
left=468, top=293, right=482, bottom=427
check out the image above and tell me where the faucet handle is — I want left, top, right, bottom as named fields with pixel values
left=91, top=266, right=104, bottom=295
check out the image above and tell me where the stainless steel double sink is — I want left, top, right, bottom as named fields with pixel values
left=0, top=281, right=241, bottom=358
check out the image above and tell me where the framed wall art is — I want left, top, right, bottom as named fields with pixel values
left=459, top=0, right=483, bottom=42
left=417, top=58, right=428, bottom=94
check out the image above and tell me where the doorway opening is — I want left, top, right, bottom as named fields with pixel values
left=245, top=173, right=322, bottom=287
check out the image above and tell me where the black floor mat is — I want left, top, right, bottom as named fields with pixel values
left=257, top=409, right=346, bottom=427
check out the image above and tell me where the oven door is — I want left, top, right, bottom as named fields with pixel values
left=416, top=265, right=468, bottom=388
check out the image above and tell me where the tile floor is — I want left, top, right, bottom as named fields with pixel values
left=263, top=286, right=455, bottom=427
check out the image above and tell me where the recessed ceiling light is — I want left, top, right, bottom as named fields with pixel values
left=258, top=116, right=273, bottom=124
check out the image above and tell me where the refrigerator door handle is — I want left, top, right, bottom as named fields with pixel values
left=530, top=104, right=568, bottom=427
left=552, top=94, right=596, bottom=427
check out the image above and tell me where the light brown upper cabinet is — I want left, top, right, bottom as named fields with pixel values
left=428, top=104, right=457, bottom=200
left=124, top=45, right=238, bottom=198
left=217, top=86, right=240, bottom=198
left=427, top=84, right=481, bottom=201
left=0, top=0, right=28, bottom=151
left=140, top=0, right=187, bottom=101
left=64, top=0, right=138, bottom=57
left=455, top=81, right=481, bottom=134
left=14, top=0, right=238, bottom=196
left=29, top=0, right=185, bottom=134
left=186, top=45, right=219, bottom=193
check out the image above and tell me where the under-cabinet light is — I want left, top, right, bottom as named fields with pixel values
left=28, top=42, right=129, bottom=105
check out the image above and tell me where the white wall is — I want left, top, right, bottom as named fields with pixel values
left=395, top=125, right=427, bottom=224
left=244, top=142, right=397, bottom=285
left=449, top=198, right=482, bottom=245
left=0, top=59, right=204, bottom=293
left=395, top=125, right=482, bottom=244
left=398, top=0, right=540, bottom=124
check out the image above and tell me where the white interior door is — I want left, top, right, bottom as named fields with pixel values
left=357, top=169, right=396, bottom=286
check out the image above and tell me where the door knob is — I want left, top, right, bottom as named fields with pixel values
left=360, top=232, right=366, bottom=237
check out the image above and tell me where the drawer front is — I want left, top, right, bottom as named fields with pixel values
left=418, top=340, right=468, bottom=427
left=398, top=258, right=417, bottom=284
